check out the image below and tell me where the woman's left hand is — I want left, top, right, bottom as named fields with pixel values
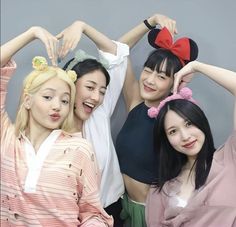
left=173, top=61, right=197, bottom=93
left=56, top=21, right=85, bottom=59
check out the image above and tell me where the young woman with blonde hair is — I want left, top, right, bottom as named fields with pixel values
left=0, top=26, right=112, bottom=226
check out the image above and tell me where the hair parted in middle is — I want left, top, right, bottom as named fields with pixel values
left=152, top=98, right=216, bottom=191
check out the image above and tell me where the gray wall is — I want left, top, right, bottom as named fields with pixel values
left=1, top=0, right=236, bottom=147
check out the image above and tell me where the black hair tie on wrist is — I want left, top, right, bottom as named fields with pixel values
left=143, top=19, right=156, bottom=30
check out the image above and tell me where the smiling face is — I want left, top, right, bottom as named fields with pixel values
left=139, top=60, right=174, bottom=107
left=26, top=77, right=71, bottom=132
left=74, top=70, right=107, bottom=122
left=164, top=110, right=205, bottom=160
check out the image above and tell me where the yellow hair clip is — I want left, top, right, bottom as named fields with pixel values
left=32, top=56, right=48, bottom=71
left=67, top=70, right=77, bottom=83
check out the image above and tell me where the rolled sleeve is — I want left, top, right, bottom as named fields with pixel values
left=1, top=60, right=17, bottom=82
left=98, top=41, right=129, bottom=69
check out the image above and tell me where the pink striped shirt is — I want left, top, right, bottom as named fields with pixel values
left=0, top=61, right=113, bottom=227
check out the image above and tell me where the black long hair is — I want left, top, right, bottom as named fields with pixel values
left=63, top=58, right=110, bottom=86
left=153, top=99, right=216, bottom=191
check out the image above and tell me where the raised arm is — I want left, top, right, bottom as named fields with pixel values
left=118, top=13, right=177, bottom=49
left=122, top=58, right=141, bottom=111
left=57, top=21, right=117, bottom=59
left=174, top=61, right=236, bottom=96
left=174, top=61, right=236, bottom=129
left=1, top=26, right=58, bottom=67
left=119, top=13, right=177, bottom=111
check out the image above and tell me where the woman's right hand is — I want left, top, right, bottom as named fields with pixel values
left=1, top=26, right=58, bottom=67
left=29, top=26, right=59, bottom=66
left=173, top=61, right=198, bottom=93
left=151, top=13, right=178, bottom=36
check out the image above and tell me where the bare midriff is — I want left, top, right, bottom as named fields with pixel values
left=123, top=174, right=150, bottom=203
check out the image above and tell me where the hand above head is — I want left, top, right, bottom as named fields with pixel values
left=119, top=13, right=178, bottom=49
left=151, top=13, right=178, bottom=36
left=0, top=26, right=58, bottom=67
left=56, top=21, right=85, bottom=60
left=30, top=26, right=59, bottom=66
left=173, top=61, right=198, bottom=93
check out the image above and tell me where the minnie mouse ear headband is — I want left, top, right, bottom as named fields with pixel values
left=148, top=87, right=197, bottom=118
left=148, top=27, right=198, bottom=66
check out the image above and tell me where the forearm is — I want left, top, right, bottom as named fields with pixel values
left=81, top=22, right=117, bottom=55
left=118, top=13, right=177, bottom=49
left=193, top=61, right=236, bottom=96
left=0, top=27, right=35, bottom=67
left=118, top=21, right=149, bottom=49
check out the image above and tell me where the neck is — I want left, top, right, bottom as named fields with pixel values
left=187, top=156, right=197, bottom=168
left=144, top=92, right=172, bottom=107
left=144, top=99, right=161, bottom=108
left=72, top=115, right=83, bottom=132
left=25, top=124, right=52, bottom=152
left=182, top=156, right=196, bottom=173
left=181, top=158, right=196, bottom=185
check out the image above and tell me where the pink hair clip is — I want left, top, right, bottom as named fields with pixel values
left=147, top=87, right=197, bottom=118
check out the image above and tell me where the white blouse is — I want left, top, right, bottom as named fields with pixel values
left=84, top=41, right=129, bottom=207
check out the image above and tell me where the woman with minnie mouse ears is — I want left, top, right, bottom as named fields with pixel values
left=115, top=27, right=198, bottom=227
left=146, top=61, right=236, bottom=227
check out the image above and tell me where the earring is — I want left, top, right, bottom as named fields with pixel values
left=74, top=105, right=76, bottom=110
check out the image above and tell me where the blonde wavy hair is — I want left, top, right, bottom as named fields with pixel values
left=15, top=57, right=76, bottom=136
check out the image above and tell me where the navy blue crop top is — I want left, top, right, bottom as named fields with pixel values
left=116, top=102, right=158, bottom=184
